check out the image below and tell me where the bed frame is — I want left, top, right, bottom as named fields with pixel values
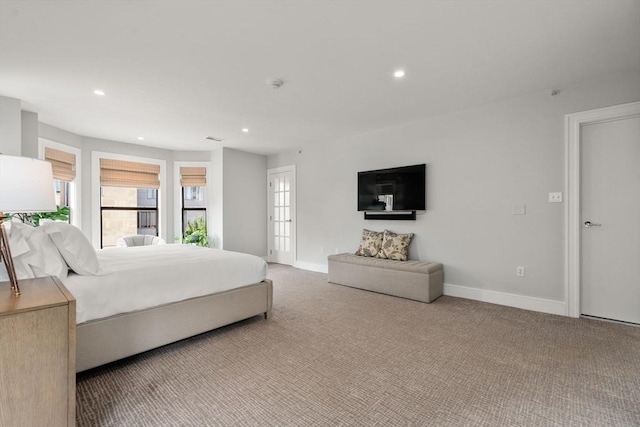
left=76, top=279, right=272, bottom=372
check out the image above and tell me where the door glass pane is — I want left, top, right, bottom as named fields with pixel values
left=284, top=222, right=290, bottom=237
left=285, top=207, right=290, bottom=221
left=285, top=192, right=290, bottom=206
left=284, top=177, right=290, bottom=191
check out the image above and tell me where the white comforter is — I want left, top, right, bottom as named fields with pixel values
left=63, top=245, right=267, bottom=324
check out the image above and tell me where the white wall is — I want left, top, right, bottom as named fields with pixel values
left=210, top=148, right=224, bottom=249
left=0, top=95, right=22, bottom=155
left=221, top=148, right=268, bottom=257
left=20, top=111, right=39, bottom=158
left=267, top=69, right=640, bottom=312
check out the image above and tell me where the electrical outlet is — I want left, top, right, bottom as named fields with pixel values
left=335, top=248, right=340, bottom=254
left=320, top=247, right=324, bottom=254
left=548, top=192, right=563, bottom=203
left=516, top=266, right=525, bottom=277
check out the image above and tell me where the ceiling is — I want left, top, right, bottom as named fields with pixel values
left=1, top=1, right=638, bottom=155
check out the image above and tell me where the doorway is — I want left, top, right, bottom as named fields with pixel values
left=267, top=165, right=296, bottom=265
left=566, top=102, right=640, bottom=324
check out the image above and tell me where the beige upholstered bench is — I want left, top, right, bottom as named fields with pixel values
left=327, top=253, right=444, bottom=303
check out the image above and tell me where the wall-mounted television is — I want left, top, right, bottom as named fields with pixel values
left=357, top=164, right=426, bottom=212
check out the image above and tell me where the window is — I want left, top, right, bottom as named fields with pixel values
left=44, top=146, right=76, bottom=224
left=180, top=167, right=207, bottom=245
left=182, top=186, right=206, bottom=232
left=53, top=180, right=70, bottom=208
left=99, top=158, right=160, bottom=248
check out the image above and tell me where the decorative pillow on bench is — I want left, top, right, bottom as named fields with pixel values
left=378, top=229, right=414, bottom=261
left=355, top=229, right=414, bottom=261
left=355, top=229, right=383, bottom=257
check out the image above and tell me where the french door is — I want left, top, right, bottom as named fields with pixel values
left=267, top=166, right=296, bottom=265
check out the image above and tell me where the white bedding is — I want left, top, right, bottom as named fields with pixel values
left=63, top=245, right=267, bottom=324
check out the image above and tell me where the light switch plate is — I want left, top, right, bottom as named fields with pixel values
left=512, top=204, right=526, bottom=215
left=548, top=192, right=563, bottom=203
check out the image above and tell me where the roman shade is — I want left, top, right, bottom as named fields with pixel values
left=45, top=147, right=76, bottom=181
left=100, top=159, right=160, bottom=189
left=180, top=167, right=206, bottom=187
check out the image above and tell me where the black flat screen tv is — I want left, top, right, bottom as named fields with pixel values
left=358, top=164, right=426, bottom=212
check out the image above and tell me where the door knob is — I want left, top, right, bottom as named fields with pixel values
left=584, top=221, right=602, bottom=228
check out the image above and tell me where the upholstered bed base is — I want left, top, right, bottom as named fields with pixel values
left=76, top=279, right=273, bottom=372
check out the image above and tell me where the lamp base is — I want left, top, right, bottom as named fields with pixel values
left=0, top=218, right=20, bottom=296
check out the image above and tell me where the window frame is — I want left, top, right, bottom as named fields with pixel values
left=38, top=138, right=81, bottom=229
left=99, top=187, right=159, bottom=248
left=173, top=161, right=210, bottom=244
left=92, top=152, right=166, bottom=249
left=181, top=186, right=207, bottom=234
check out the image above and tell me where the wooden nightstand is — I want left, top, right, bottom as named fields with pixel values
left=0, top=276, right=76, bottom=427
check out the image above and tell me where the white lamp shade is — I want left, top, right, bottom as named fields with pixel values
left=0, top=155, right=57, bottom=213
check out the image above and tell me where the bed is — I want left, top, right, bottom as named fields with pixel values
left=4, top=221, right=272, bottom=373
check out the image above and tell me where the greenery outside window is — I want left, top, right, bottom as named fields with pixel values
left=180, top=166, right=207, bottom=247
left=182, top=186, right=207, bottom=246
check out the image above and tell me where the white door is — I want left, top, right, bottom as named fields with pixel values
left=267, top=166, right=295, bottom=265
left=580, top=116, right=640, bottom=324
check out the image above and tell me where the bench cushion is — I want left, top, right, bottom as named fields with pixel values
left=329, top=253, right=442, bottom=274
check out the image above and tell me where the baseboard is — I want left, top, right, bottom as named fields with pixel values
left=444, top=283, right=566, bottom=316
left=288, top=262, right=566, bottom=316
left=293, top=261, right=328, bottom=274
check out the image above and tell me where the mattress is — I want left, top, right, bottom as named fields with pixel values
left=63, top=245, right=267, bottom=324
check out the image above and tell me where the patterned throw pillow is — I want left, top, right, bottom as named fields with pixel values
left=377, top=230, right=414, bottom=261
left=355, top=229, right=383, bottom=257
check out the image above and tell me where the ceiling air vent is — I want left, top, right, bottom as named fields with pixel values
left=205, top=136, right=224, bottom=142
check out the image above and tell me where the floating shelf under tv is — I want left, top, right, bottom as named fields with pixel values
left=364, top=211, right=416, bottom=220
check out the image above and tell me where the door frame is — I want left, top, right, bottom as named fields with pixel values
left=267, top=165, right=297, bottom=265
left=565, top=101, right=640, bottom=318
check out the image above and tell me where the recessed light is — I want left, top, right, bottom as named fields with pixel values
left=393, top=70, right=405, bottom=78
left=93, top=89, right=106, bottom=96
left=242, top=128, right=249, bottom=133
left=137, top=136, right=144, bottom=141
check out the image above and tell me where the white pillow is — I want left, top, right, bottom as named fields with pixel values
left=40, top=222, right=100, bottom=275
left=1, top=221, right=68, bottom=280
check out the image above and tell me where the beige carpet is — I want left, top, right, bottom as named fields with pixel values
left=76, top=264, right=640, bottom=426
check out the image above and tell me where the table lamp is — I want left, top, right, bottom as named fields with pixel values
left=0, top=155, right=56, bottom=296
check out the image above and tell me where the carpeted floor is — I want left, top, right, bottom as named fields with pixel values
left=76, top=264, right=640, bottom=426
